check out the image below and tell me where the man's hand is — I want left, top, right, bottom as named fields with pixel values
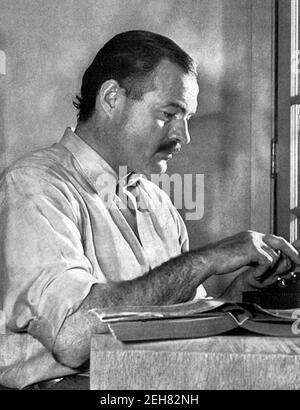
left=220, top=255, right=296, bottom=301
left=243, top=253, right=295, bottom=289
left=209, top=230, right=300, bottom=276
left=219, top=238, right=298, bottom=301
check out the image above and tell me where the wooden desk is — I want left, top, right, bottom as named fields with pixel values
left=90, top=333, right=300, bottom=390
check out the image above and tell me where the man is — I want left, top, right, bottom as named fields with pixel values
left=0, top=30, right=299, bottom=389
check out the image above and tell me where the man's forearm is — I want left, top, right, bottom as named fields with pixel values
left=92, top=249, right=215, bottom=307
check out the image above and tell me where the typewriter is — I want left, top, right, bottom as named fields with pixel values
left=243, top=272, right=300, bottom=309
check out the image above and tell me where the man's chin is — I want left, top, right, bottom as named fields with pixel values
left=151, top=159, right=168, bottom=174
left=144, top=160, right=168, bottom=178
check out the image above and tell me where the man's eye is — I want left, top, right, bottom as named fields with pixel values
left=161, top=111, right=174, bottom=121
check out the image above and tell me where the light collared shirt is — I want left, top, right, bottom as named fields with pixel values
left=0, top=128, right=205, bottom=388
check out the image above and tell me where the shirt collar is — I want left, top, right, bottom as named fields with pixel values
left=59, top=127, right=143, bottom=195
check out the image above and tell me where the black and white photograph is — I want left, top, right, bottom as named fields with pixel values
left=0, top=0, right=300, bottom=394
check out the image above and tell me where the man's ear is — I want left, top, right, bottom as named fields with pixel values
left=97, top=80, right=124, bottom=117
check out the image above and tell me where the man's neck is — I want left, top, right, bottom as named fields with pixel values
left=75, top=120, right=122, bottom=175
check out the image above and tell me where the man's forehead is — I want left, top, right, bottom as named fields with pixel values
left=151, top=59, right=199, bottom=110
left=154, top=59, right=198, bottom=88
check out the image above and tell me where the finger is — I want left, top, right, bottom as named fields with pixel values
left=254, top=265, right=282, bottom=288
left=258, top=245, right=281, bottom=267
left=246, top=264, right=270, bottom=289
left=272, top=255, right=294, bottom=275
left=256, top=254, right=294, bottom=286
left=277, top=271, right=295, bottom=280
left=263, top=235, right=300, bottom=265
left=256, top=266, right=280, bottom=287
left=258, top=267, right=295, bottom=288
left=258, top=274, right=280, bottom=288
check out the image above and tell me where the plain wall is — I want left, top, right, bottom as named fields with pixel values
left=0, top=0, right=274, bottom=295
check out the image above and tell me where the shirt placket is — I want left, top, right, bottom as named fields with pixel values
left=127, top=184, right=169, bottom=269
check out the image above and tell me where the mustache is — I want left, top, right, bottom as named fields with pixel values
left=158, top=141, right=181, bottom=153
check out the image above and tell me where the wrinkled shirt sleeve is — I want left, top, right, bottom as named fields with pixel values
left=175, top=208, right=190, bottom=253
left=0, top=168, right=99, bottom=352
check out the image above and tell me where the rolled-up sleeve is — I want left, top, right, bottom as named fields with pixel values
left=0, top=168, right=98, bottom=352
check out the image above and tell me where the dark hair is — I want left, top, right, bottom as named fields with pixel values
left=73, top=30, right=197, bottom=122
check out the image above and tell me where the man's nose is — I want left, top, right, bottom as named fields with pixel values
left=170, top=118, right=191, bottom=145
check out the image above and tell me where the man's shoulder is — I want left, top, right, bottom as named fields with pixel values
left=1, top=144, right=73, bottom=193
left=4, top=142, right=70, bottom=176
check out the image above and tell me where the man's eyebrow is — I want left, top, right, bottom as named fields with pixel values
left=162, top=102, right=196, bottom=116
